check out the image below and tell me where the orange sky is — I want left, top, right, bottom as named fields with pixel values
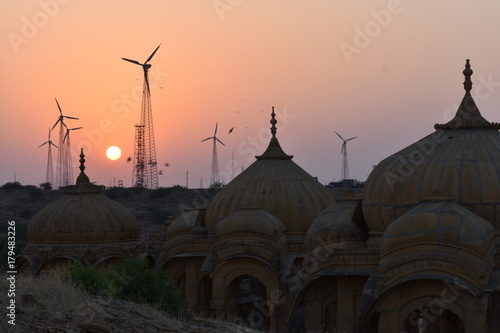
left=1, top=0, right=500, bottom=188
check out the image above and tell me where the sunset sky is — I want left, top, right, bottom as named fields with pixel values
left=1, top=0, right=500, bottom=188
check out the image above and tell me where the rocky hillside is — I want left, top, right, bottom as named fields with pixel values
left=1, top=270, right=259, bottom=333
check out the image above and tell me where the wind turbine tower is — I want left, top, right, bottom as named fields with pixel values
left=335, top=132, right=357, bottom=180
left=38, top=128, right=58, bottom=185
left=122, top=45, right=161, bottom=189
left=51, top=98, right=79, bottom=188
left=202, top=122, right=225, bottom=186
left=63, top=126, right=82, bottom=187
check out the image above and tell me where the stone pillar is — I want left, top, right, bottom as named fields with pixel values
left=378, top=310, right=398, bottom=333
left=304, top=300, right=322, bottom=332
left=466, top=311, right=487, bottom=333
left=491, top=293, right=500, bottom=333
left=185, top=260, right=198, bottom=309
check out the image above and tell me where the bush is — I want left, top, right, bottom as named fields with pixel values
left=1, top=181, right=23, bottom=190
left=39, top=182, right=53, bottom=190
left=65, top=263, right=107, bottom=295
left=64, top=257, right=186, bottom=317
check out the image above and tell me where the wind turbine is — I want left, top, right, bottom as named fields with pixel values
left=335, top=132, right=357, bottom=180
left=63, top=127, right=82, bottom=187
left=51, top=98, right=79, bottom=188
left=123, top=44, right=161, bottom=189
left=202, top=122, right=225, bottom=186
left=38, top=128, right=58, bottom=185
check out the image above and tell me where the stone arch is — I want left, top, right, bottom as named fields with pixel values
left=37, top=256, right=83, bottom=275
left=93, top=255, right=124, bottom=268
left=364, top=279, right=485, bottom=332
left=229, top=274, right=270, bottom=331
left=197, top=274, right=213, bottom=318
left=289, top=275, right=339, bottom=332
left=211, top=257, right=287, bottom=332
left=16, top=254, right=40, bottom=275
left=135, top=252, right=154, bottom=268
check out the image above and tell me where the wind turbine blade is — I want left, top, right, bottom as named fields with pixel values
left=63, top=130, right=69, bottom=143
left=347, top=136, right=357, bottom=141
left=39, top=142, right=48, bottom=148
left=64, top=116, right=79, bottom=120
left=55, top=98, right=63, bottom=115
left=122, top=58, right=142, bottom=66
left=51, top=142, right=58, bottom=148
left=341, top=142, right=346, bottom=154
left=51, top=119, right=60, bottom=131
left=144, top=44, right=161, bottom=64
left=70, top=127, right=83, bottom=131
left=216, top=137, right=225, bottom=146
left=335, top=131, right=344, bottom=141
left=201, top=137, right=213, bottom=142
left=214, top=122, right=218, bottom=136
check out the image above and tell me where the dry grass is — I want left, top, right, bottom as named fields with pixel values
left=1, top=270, right=261, bottom=332
left=16, top=268, right=89, bottom=314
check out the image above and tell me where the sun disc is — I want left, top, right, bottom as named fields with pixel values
left=106, top=146, right=122, bottom=160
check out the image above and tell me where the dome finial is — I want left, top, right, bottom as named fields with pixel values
left=463, top=59, right=473, bottom=94
left=79, top=148, right=86, bottom=174
left=270, top=106, right=277, bottom=139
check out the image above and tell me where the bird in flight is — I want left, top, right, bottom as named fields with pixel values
left=228, top=127, right=234, bottom=134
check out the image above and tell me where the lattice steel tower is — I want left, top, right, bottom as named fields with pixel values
left=122, top=45, right=160, bottom=189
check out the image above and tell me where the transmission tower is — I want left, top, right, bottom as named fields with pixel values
left=122, top=45, right=160, bottom=189
left=132, top=125, right=146, bottom=187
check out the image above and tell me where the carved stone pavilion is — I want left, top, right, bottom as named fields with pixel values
left=19, top=60, right=500, bottom=332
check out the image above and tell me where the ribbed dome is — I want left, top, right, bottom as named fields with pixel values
left=215, top=206, right=285, bottom=240
left=363, top=60, right=500, bottom=236
left=27, top=150, right=140, bottom=245
left=379, top=199, right=495, bottom=292
left=206, top=108, right=336, bottom=233
left=306, top=189, right=361, bottom=249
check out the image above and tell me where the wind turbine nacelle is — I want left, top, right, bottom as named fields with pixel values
left=143, top=64, right=152, bottom=70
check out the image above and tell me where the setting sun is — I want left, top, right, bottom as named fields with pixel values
left=106, top=146, right=122, bottom=161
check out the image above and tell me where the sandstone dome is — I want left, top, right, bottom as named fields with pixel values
left=379, top=195, right=495, bottom=293
left=205, top=108, right=336, bottom=233
left=306, top=188, right=363, bottom=249
left=27, top=151, right=140, bottom=245
left=362, top=60, right=500, bottom=238
left=214, top=206, right=285, bottom=241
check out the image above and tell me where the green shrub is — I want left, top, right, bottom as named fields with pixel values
left=65, top=263, right=107, bottom=295
left=64, top=257, right=186, bottom=317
